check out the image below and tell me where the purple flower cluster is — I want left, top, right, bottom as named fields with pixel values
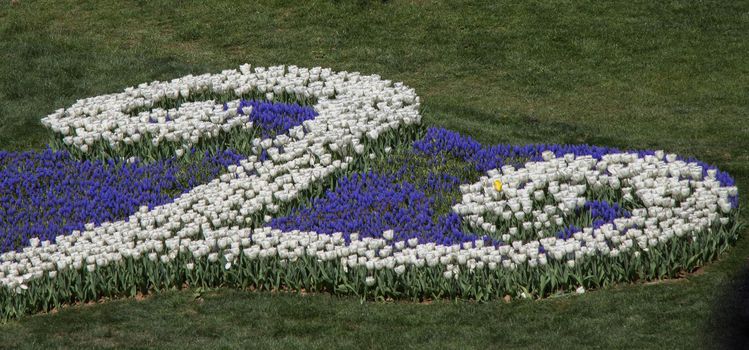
left=557, top=200, right=632, bottom=240
left=422, top=172, right=462, bottom=193
left=556, top=225, right=581, bottom=241
left=269, top=171, right=480, bottom=245
left=584, top=200, right=631, bottom=228
left=0, top=149, right=244, bottom=253
left=413, top=128, right=648, bottom=172
left=231, top=99, right=318, bottom=138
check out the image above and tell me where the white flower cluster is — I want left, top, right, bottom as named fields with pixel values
left=1, top=65, right=420, bottom=291
left=40, top=65, right=417, bottom=153
left=454, top=151, right=737, bottom=266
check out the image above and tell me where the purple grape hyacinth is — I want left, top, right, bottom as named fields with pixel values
left=269, top=171, right=481, bottom=246
left=0, top=149, right=245, bottom=253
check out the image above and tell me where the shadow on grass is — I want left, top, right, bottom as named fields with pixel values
left=708, top=262, right=749, bottom=349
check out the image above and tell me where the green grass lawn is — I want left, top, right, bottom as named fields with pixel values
left=1, top=0, right=748, bottom=348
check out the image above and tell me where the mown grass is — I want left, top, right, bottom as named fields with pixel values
left=0, top=0, right=748, bottom=348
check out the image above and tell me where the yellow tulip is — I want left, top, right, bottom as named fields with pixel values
left=493, top=179, right=503, bottom=192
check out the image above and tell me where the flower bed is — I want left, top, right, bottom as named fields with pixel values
left=0, top=65, right=740, bottom=319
